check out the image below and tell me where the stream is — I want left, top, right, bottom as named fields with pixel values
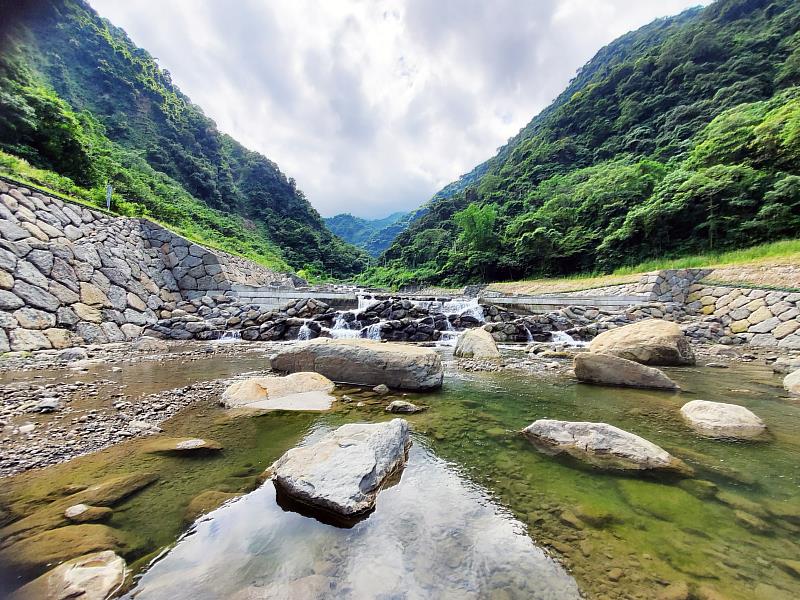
left=1, top=346, right=798, bottom=599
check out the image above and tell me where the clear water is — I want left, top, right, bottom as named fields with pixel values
left=1, top=354, right=798, bottom=599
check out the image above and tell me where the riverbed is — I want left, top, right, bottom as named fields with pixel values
left=0, top=344, right=798, bottom=599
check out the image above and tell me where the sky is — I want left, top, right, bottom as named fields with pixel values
left=90, top=0, right=709, bottom=219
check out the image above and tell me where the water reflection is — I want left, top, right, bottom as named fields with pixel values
left=126, top=442, right=580, bottom=600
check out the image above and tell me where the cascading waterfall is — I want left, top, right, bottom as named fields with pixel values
left=550, top=330, right=588, bottom=348
left=364, top=323, right=382, bottom=340
left=441, top=298, right=485, bottom=322
left=216, top=330, right=242, bottom=343
left=297, top=322, right=313, bottom=341
left=329, top=312, right=361, bottom=339
left=522, top=324, right=535, bottom=343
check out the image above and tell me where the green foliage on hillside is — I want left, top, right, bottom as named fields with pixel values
left=324, top=212, right=408, bottom=256
left=0, top=0, right=368, bottom=278
left=370, top=0, right=800, bottom=287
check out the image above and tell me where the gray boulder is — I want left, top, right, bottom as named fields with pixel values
left=522, top=419, right=691, bottom=475
left=784, top=370, right=800, bottom=396
left=270, top=339, right=443, bottom=391
left=270, top=419, right=411, bottom=517
left=454, top=327, right=501, bottom=359
left=573, top=353, right=679, bottom=390
left=680, top=400, right=767, bottom=439
left=773, top=357, right=800, bottom=374
left=589, top=319, right=695, bottom=366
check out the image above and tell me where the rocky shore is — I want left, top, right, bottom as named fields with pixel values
left=0, top=341, right=282, bottom=477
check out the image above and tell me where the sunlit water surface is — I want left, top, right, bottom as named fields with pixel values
left=1, top=349, right=798, bottom=599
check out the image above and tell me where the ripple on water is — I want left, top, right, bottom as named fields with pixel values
left=123, top=442, right=581, bottom=600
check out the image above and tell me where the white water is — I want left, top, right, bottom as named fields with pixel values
left=329, top=312, right=361, bottom=339
left=215, top=330, right=242, bottom=343
left=522, top=324, right=535, bottom=343
left=440, top=298, right=485, bottom=322
left=357, top=294, right=377, bottom=311
left=297, top=322, right=313, bottom=341
left=364, top=323, right=382, bottom=340
left=550, top=330, right=589, bottom=348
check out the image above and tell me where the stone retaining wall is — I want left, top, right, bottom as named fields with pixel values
left=686, top=285, right=800, bottom=349
left=0, top=180, right=292, bottom=352
left=140, top=222, right=295, bottom=294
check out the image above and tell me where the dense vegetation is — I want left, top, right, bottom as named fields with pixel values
left=366, top=0, right=800, bottom=288
left=324, top=212, right=409, bottom=256
left=0, top=0, right=369, bottom=278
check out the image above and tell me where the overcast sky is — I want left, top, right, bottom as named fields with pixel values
left=90, top=0, right=707, bottom=219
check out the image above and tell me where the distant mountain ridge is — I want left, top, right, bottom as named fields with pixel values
left=325, top=212, right=409, bottom=256
left=367, top=0, right=800, bottom=287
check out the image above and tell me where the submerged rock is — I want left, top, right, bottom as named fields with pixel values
left=784, top=369, right=800, bottom=395
left=9, top=550, right=126, bottom=600
left=454, top=327, right=501, bottom=359
left=221, top=372, right=335, bottom=411
left=270, top=339, right=444, bottom=390
left=522, top=419, right=691, bottom=475
left=589, top=319, right=695, bottom=366
left=573, top=353, right=679, bottom=390
left=0, top=524, right=136, bottom=577
left=184, top=490, right=239, bottom=523
left=141, top=437, right=223, bottom=454
left=680, top=400, right=767, bottom=439
left=385, top=400, right=426, bottom=414
left=270, top=419, right=412, bottom=519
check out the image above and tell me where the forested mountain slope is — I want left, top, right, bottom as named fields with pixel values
left=325, top=212, right=408, bottom=256
left=0, top=0, right=368, bottom=278
left=368, top=0, right=800, bottom=287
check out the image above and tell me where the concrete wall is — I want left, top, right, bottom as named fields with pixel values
left=0, top=180, right=292, bottom=352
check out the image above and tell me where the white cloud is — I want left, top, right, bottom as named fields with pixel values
left=89, top=0, right=708, bottom=218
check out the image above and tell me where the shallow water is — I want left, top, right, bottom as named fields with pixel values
left=126, top=441, right=580, bottom=600
left=1, top=350, right=799, bottom=599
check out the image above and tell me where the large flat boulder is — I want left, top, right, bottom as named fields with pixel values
left=522, top=419, right=691, bottom=475
left=270, top=339, right=444, bottom=390
left=10, top=551, right=126, bottom=600
left=784, top=369, right=800, bottom=395
left=680, top=400, right=767, bottom=439
left=454, top=327, right=501, bottom=359
left=573, top=353, right=679, bottom=390
left=589, top=319, right=695, bottom=366
left=221, top=372, right=335, bottom=411
left=270, top=419, right=411, bottom=519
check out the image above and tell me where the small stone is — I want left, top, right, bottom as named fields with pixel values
left=385, top=400, right=426, bottom=414
left=35, top=397, right=60, bottom=413
left=373, top=384, right=390, bottom=395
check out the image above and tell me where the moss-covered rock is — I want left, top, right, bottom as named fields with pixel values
left=0, top=524, right=138, bottom=578
left=183, top=490, right=239, bottom=523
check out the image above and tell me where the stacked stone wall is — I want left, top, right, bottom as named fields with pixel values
left=0, top=180, right=292, bottom=351
left=140, top=222, right=294, bottom=296
left=686, top=284, right=800, bottom=349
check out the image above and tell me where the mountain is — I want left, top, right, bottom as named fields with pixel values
left=367, top=0, right=800, bottom=287
left=324, top=212, right=408, bottom=256
left=0, top=0, right=369, bottom=279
